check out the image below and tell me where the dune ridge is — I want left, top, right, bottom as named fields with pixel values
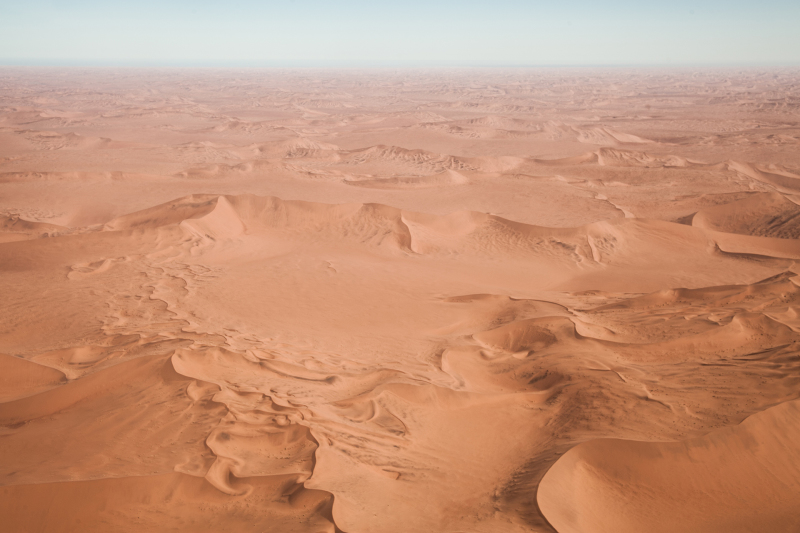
left=537, top=398, right=800, bottom=533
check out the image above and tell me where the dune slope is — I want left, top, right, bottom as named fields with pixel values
left=537, top=398, right=800, bottom=533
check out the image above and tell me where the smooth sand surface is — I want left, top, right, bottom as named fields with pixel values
left=1, top=68, right=800, bottom=532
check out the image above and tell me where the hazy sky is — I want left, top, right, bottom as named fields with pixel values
left=1, top=0, right=799, bottom=66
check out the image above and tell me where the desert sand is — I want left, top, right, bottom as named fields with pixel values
left=1, top=67, right=800, bottom=532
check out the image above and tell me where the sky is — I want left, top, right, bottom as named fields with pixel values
left=1, top=0, right=799, bottom=67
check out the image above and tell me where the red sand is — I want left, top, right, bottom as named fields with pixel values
left=1, top=68, right=800, bottom=532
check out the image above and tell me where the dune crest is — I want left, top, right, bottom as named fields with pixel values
left=537, top=398, right=800, bottom=533
left=692, top=191, right=800, bottom=238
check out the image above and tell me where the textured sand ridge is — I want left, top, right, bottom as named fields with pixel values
left=1, top=68, right=800, bottom=532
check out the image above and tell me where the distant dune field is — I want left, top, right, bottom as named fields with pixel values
left=1, top=68, right=800, bottom=532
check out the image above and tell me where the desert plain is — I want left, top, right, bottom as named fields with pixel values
left=1, top=67, right=800, bottom=532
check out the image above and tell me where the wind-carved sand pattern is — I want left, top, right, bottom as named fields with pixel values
left=1, top=68, right=800, bottom=532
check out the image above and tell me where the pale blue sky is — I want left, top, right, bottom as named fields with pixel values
left=1, top=0, right=798, bottom=66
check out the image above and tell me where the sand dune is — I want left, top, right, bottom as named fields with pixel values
left=0, top=213, right=67, bottom=241
left=341, top=144, right=475, bottom=172
left=421, top=120, right=654, bottom=144
left=0, top=353, right=66, bottom=402
left=18, top=130, right=141, bottom=150
left=0, top=473, right=338, bottom=533
left=256, top=137, right=341, bottom=159
left=542, top=121, right=654, bottom=145
left=693, top=191, right=800, bottom=238
left=532, top=147, right=697, bottom=168
left=537, top=398, right=800, bottom=533
left=344, top=169, right=469, bottom=189
left=90, top=192, right=780, bottom=275
left=2, top=68, right=800, bottom=532
left=728, top=161, right=800, bottom=194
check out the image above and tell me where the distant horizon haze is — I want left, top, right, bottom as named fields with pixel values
left=1, top=0, right=799, bottom=67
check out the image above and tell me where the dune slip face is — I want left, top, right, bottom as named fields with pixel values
left=2, top=68, right=800, bottom=532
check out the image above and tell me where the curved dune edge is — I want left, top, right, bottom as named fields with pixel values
left=0, top=353, right=66, bottom=402
left=692, top=192, right=800, bottom=239
left=537, top=398, right=800, bottom=533
left=0, top=472, right=339, bottom=533
left=343, top=169, right=469, bottom=189
left=97, top=193, right=800, bottom=260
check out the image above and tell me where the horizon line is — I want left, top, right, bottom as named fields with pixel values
left=2, top=60, right=800, bottom=70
